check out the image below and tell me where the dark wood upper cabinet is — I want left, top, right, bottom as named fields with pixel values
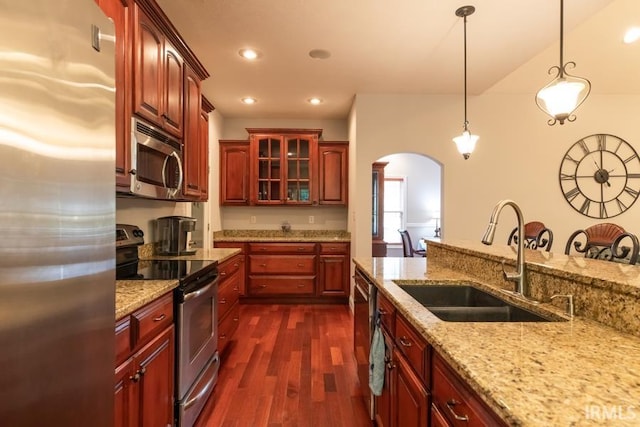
left=318, top=142, right=348, bottom=205
left=182, top=65, right=202, bottom=198
left=220, top=141, right=251, bottom=205
left=220, top=129, right=348, bottom=207
left=133, top=4, right=183, bottom=137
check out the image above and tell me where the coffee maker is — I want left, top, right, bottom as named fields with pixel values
left=156, top=216, right=197, bottom=255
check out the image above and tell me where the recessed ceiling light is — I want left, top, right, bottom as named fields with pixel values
left=239, top=49, right=261, bottom=60
left=241, top=97, right=257, bottom=105
left=308, top=98, right=323, bottom=105
left=308, top=49, right=331, bottom=60
left=624, top=27, right=640, bottom=44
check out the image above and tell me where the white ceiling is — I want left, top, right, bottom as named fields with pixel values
left=156, top=0, right=637, bottom=120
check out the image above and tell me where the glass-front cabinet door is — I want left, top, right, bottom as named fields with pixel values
left=286, top=136, right=312, bottom=204
left=249, top=130, right=319, bottom=205
left=256, top=136, right=282, bottom=203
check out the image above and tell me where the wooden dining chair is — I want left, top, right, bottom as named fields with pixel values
left=507, top=221, right=554, bottom=252
left=398, top=229, right=426, bottom=257
left=564, top=223, right=639, bottom=265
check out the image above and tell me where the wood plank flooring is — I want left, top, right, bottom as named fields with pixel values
left=195, top=304, right=372, bottom=427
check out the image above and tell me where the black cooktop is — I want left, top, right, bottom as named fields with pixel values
left=117, top=259, right=217, bottom=283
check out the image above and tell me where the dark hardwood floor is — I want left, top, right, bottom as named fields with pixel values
left=196, top=304, right=372, bottom=427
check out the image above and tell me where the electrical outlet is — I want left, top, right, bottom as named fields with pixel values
left=308, top=215, right=314, bottom=224
left=250, top=215, right=256, bottom=224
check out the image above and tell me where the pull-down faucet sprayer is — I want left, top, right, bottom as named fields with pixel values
left=482, top=199, right=528, bottom=298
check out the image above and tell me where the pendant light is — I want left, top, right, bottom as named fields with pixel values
left=535, top=0, right=591, bottom=125
left=452, top=5, right=478, bottom=160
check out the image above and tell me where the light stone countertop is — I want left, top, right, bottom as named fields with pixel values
left=354, top=256, right=640, bottom=427
left=115, top=248, right=241, bottom=320
left=212, top=229, right=350, bottom=243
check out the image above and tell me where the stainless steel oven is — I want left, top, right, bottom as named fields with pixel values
left=175, top=269, right=220, bottom=427
left=115, top=224, right=220, bottom=427
left=127, top=117, right=184, bottom=199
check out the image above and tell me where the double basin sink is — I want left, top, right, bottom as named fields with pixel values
left=396, top=282, right=564, bottom=322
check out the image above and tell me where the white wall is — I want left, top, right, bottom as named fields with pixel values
left=350, top=92, right=640, bottom=258
left=115, top=197, right=191, bottom=242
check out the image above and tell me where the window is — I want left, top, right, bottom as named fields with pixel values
left=383, top=176, right=406, bottom=244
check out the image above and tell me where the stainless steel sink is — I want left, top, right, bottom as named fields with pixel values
left=398, top=284, right=562, bottom=322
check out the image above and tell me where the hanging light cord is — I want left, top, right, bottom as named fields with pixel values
left=559, top=0, right=564, bottom=76
left=462, top=12, right=469, bottom=131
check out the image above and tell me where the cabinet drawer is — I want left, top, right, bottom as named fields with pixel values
left=432, top=353, right=506, bottom=427
left=131, top=293, right=173, bottom=347
left=115, top=316, right=131, bottom=366
left=249, top=243, right=316, bottom=254
left=218, top=271, right=240, bottom=320
left=248, top=276, right=315, bottom=295
left=376, top=292, right=396, bottom=333
left=249, top=255, right=316, bottom=274
left=218, top=301, right=240, bottom=354
left=395, top=313, right=429, bottom=384
left=319, top=242, right=349, bottom=254
left=218, top=254, right=242, bottom=278
left=431, top=403, right=452, bottom=427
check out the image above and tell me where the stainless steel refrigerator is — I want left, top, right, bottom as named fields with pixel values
left=0, top=1, right=116, bottom=425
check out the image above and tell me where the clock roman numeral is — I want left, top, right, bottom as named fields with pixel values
left=624, top=186, right=639, bottom=198
left=564, top=187, right=580, bottom=201
left=617, top=198, right=628, bottom=212
left=564, top=154, right=579, bottom=165
left=613, top=139, right=623, bottom=154
left=599, top=202, right=608, bottom=218
left=578, top=139, right=590, bottom=155
left=560, top=173, right=576, bottom=181
left=597, top=134, right=606, bottom=151
left=579, top=199, right=591, bottom=215
left=624, top=153, right=638, bottom=164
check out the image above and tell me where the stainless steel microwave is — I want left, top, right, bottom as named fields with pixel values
left=129, top=117, right=183, bottom=199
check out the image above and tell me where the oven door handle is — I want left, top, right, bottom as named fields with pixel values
left=184, top=355, right=219, bottom=410
left=184, top=277, right=218, bottom=301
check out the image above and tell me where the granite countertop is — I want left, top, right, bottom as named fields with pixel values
left=213, top=229, right=350, bottom=243
left=115, top=248, right=240, bottom=320
left=353, top=256, right=640, bottom=427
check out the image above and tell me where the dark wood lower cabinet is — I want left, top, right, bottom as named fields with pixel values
left=394, top=347, right=429, bottom=427
left=115, top=325, right=175, bottom=427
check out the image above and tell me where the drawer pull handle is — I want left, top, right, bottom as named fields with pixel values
left=259, top=263, right=267, bottom=267
left=378, top=308, right=387, bottom=315
left=297, top=284, right=305, bottom=288
left=233, top=262, right=239, bottom=267
left=233, top=316, right=239, bottom=322
left=297, top=247, right=305, bottom=251
left=233, top=286, right=239, bottom=291
left=153, top=314, right=166, bottom=322
left=259, top=284, right=267, bottom=288
left=446, top=399, right=469, bottom=422
left=259, top=248, right=266, bottom=251
left=220, top=334, right=227, bottom=339
left=399, top=337, right=412, bottom=347
left=220, top=272, right=227, bottom=276
left=297, top=263, right=304, bottom=267
left=220, top=298, right=227, bottom=304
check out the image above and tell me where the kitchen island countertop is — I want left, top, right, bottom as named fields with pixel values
left=354, top=255, right=640, bottom=427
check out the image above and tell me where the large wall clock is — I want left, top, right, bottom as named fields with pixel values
left=559, top=133, right=640, bottom=219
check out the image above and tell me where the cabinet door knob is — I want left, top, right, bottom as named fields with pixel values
left=130, top=373, right=140, bottom=382
left=220, top=271, right=227, bottom=276
left=220, top=298, right=227, bottom=304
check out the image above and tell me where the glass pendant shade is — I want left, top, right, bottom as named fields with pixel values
left=536, top=73, right=590, bottom=125
left=452, top=130, right=479, bottom=160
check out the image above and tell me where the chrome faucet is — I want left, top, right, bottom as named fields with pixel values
left=481, top=199, right=528, bottom=298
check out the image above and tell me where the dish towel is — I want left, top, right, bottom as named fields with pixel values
left=369, top=310, right=385, bottom=396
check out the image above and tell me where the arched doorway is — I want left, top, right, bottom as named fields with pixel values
left=372, top=153, right=442, bottom=257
